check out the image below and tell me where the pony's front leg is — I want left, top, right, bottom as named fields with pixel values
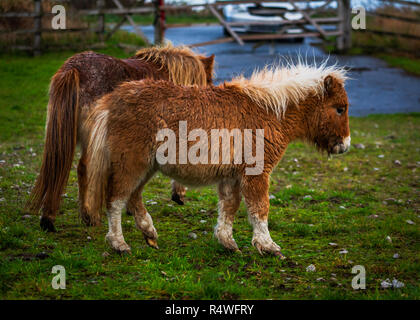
left=126, top=178, right=158, bottom=249
left=242, top=175, right=285, bottom=259
left=214, top=179, right=241, bottom=252
left=106, top=199, right=131, bottom=253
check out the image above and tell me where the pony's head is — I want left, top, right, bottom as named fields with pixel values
left=304, top=74, right=350, bottom=155
left=225, top=62, right=350, bottom=155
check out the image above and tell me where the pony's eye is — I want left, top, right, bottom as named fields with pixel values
left=336, top=107, right=345, bottom=115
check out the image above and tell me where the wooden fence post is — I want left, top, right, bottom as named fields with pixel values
left=33, top=0, right=42, bottom=56
left=97, top=0, right=105, bottom=42
left=337, top=0, right=352, bottom=51
left=154, top=0, right=165, bottom=45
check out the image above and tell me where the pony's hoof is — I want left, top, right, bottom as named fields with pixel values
left=145, top=236, right=159, bottom=249
left=106, top=234, right=131, bottom=253
left=40, top=217, right=56, bottom=232
left=274, top=251, right=287, bottom=260
left=252, top=239, right=283, bottom=258
left=218, top=238, right=240, bottom=252
left=227, top=245, right=242, bottom=255
left=81, top=213, right=101, bottom=227
left=253, top=242, right=265, bottom=256
left=116, top=246, right=131, bottom=255
left=171, top=193, right=184, bottom=205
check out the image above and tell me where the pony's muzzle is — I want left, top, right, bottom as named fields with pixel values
left=332, top=136, right=351, bottom=154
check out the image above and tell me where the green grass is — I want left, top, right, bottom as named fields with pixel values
left=0, top=51, right=419, bottom=299
left=323, top=32, right=420, bottom=76
left=323, top=45, right=420, bottom=76
left=377, top=55, right=420, bottom=76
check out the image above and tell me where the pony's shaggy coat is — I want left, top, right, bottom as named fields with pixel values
left=27, top=43, right=215, bottom=231
left=134, top=45, right=214, bottom=86
left=85, top=63, right=351, bottom=256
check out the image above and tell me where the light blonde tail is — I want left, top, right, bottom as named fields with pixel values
left=85, top=107, right=110, bottom=215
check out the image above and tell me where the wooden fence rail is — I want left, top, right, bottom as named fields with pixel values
left=357, top=29, right=420, bottom=41
left=358, top=0, right=420, bottom=43
left=367, top=12, right=420, bottom=24
left=0, top=0, right=92, bottom=55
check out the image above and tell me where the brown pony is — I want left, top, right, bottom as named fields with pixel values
left=26, top=43, right=215, bottom=232
left=84, top=62, right=350, bottom=257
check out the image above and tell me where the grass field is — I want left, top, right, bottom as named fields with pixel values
left=324, top=42, right=420, bottom=77
left=0, top=49, right=419, bottom=300
left=377, top=55, right=420, bottom=77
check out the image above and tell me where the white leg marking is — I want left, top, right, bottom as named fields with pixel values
left=343, top=135, right=351, bottom=150
left=214, top=200, right=239, bottom=251
left=137, top=211, right=158, bottom=239
left=248, top=215, right=281, bottom=255
left=106, top=200, right=131, bottom=252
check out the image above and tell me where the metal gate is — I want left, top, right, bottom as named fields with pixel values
left=156, top=0, right=352, bottom=50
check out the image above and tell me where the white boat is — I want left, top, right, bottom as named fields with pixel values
left=222, top=2, right=305, bottom=36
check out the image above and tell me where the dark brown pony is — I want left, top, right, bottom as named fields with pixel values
left=26, top=43, right=215, bottom=232
left=84, top=63, right=350, bottom=256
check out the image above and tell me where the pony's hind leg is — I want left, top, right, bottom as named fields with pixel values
left=214, top=179, right=241, bottom=252
left=242, top=175, right=285, bottom=259
left=126, top=172, right=159, bottom=249
left=78, top=152, right=101, bottom=226
left=40, top=208, right=57, bottom=232
left=171, top=180, right=186, bottom=205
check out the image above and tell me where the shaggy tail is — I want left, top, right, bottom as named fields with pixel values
left=84, top=107, right=110, bottom=217
left=26, top=67, right=80, bottom=230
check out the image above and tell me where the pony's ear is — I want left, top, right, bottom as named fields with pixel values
left=201, top=54, right=215, bottom=68
left=324, top=75, right=334, bottom=95
left=200, top=54, right=215, bottom=81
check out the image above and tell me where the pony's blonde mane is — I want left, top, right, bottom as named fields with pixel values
left=135, top=42, right=208, bottom=86
left=226, top=62, right=348, bottom=118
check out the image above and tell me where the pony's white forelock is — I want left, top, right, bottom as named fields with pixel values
left=226, top=60, right=348, bottom=118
